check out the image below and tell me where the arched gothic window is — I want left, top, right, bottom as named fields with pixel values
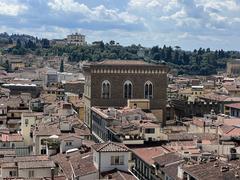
left=144, top=81, right=153, bottom=99
left=123, top=80, right=133, bottom=99
left=101, top=80, right=111, bottom=99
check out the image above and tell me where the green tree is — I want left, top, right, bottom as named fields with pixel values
left=4, top=60, right=11, bottom=72
left=25, top=40, right=37, bottom=50
left=109, top=40, right=115, bottom=45
left=41, top=39, right=50, bottom=48
left=16, top=39, right=21, bottom=49
left=8, top=39, right=13, bottom=44
left=60, top=59, right=64, bottom=72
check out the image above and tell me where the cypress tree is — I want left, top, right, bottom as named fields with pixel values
left=60, top=59, right=64, bottom=72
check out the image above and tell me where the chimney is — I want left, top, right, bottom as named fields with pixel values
left=214, top=162, right=219, bottom=167
left=235, top=172, right=239, bottom=178
left=203, top=121, right=206, bottom=133
left=220, top=166, right=229, bottom=172
left=108, top=174, right=112, bottom=179
left=51, top=167, right=54, bottom=180
left=66, top=154, right=70, bottom=161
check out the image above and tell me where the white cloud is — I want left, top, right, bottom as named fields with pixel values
left=2, top=0, right=240, bottom=50
left=0, top=0, right=28, bottom=16
left=48, top=0, right=140, bottom=24
left=128, top=0, right=240, bottom=32
left=197, top=0, right=240, bottom=11
left=48, top=0, right=90, bottom=14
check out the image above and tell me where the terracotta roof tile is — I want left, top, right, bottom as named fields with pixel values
left=161, top=162, right=182, bottom=179
left=18, top=160, right=55, bottom=169
left=182, top=160, right=240, bottom=180
left=92, top=141, right=129, bottom=152
left=225, top=103, right=240, bottom=109
left=132, top=146, right=169, bottom=165
left=51, top=151, right=96, bottom=178
left=153, top=152, right=183, bottom=166
left=70, top=153, right=97, bottom=177
left=101, top=169, right=137, bottom=180
left=51, top=154, right=72, bottom=179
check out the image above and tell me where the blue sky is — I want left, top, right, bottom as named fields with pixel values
left=0, top=0, right=240, bottom=50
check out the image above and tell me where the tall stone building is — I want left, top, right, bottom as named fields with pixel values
left=83, top=60, right=169, bottom=128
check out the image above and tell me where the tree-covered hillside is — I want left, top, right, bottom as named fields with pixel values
left=1, top=32, right=240, bottom=75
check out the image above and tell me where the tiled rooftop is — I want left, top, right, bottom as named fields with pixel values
left=153, top=152, right=183, bottom=167
left=18, top=160, right=55, bottom=169
left=70, top=153, right=97, bottom=177
left=199, top=93, right=229, bottom=101
left=182, top=159, right=240, bottom=180
left=92, top=141, right=129, bottom=152
left=162, top=162, right=182, bottom=179
left=51, top=154, right=72, bottom=179
left=96, top=60, right=149, bottom=66
left=132, top=146, right=169, bottom=165
left=168, top=133, right=217, bottom=141
left=51, top=151, right=96, bottom=179
left=34, top=122, right=61, bottom=136
left=101, top=169, right=137, bottom=180
left=225, top=103, right=240, bottom=109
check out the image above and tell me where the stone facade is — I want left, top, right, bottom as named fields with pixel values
left=67, top=33, right=86, bottom=46
left=83, top=60, right=169, bottom=127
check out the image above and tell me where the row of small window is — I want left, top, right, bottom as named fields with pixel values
left=2, top=143, right=15, bottom=148
left=41, top=139, right=72, bottom=146
left=192, top=91, right=202, bottom=95
left=9, top=170, right=34, bottom=177
left=102, top=80, right=153, bottom=99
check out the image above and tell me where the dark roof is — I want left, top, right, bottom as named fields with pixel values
left=92, top=141, right=129, bottom=152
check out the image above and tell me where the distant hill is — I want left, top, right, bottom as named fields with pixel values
left=1, top=32, right=240, bottom=75
left=0, top=32, right=38, bottom=44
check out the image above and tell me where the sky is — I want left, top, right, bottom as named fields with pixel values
left=0, top=0, right=240, bottom=50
